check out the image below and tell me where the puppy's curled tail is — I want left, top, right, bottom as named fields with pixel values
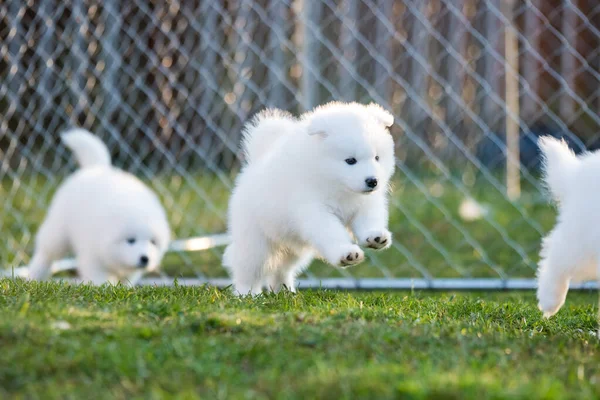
left=241, top=109, right=296, bottom=165
left=61, top=128, right=111, bottom=168
left=539, top=136, right=580, bottom=203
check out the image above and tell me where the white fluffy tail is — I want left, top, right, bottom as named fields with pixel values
left=538, top=136, right=579, bottom=203
left=61, top=128, right=111, bottom=168
left=241, top=109, right=296, bottom=164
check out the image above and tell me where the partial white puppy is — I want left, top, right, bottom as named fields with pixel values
left=537, top=136, right=597, bottom=317
left=223, top=102, right=395, bottom=295
left=28, top=129, right=171, bottom=285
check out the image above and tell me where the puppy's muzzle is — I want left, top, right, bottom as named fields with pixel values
left=138, top=255, right=149, bottom=268
left=365, top=177, right=378, bottom=190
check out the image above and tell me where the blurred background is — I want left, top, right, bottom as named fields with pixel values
left=1, top=0, right=599, bottom=285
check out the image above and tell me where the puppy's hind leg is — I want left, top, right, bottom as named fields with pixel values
left=536, top=229, right=573, bottom=318
left=266, top=251, right=314, bottom=293
left=223, top=236, right=270, bottom=296
left=77, top=257, right=111, bottom=285
left=28, top=220, right=69, bottom=281
left=121, top=270, right=144, bottom=287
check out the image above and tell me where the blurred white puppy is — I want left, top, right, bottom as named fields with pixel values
left=28, top=129, right=170, bottom=285
left=223, top=102, right=395, bottom=295
left=537, top=136, right=598, bottom=317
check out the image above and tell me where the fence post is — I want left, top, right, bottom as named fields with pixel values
left=375, top=0, right=392, bottom=104
left=101, top=0, right=122, bottom=131
left=339, top=0, right=358, bottom=102
left=446, top=0, right=466, bottom=127
left=560, top=0, right=577, bottom=122
left=7, top=2, right=24, bottom=103
left=503, top=0, right=520, bottom=201
left=522, top=0, right=540, bottom=120
left=70, top=0, right=91, bottom=121
left=407, top=1, right=430, bottom=132
left=269, top=0, right=287, bottom=107
left=300, top=0, right=321, bottom=111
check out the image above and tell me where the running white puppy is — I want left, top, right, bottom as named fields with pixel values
left=537, top=136, right=598, bottom=317
left=223, top=102, right=395, bottom=295
left=28, top=129, right=171, bottom=285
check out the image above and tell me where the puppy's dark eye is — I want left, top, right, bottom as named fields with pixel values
left=345, top=158, right=357, bottom=165
left=127, top=238, right=136, bottom=245
left=151, top=239, right=157, bottom=246
left=375, top=156, right=379, bottom=161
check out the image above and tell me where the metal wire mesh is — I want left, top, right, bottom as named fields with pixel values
left=2, top=0, right=600, bottom=287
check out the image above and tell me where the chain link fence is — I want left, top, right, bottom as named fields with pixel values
left=1, top=0, right=599, bottom=288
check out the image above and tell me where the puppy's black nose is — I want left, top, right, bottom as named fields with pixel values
left=365, top=177, right=378, bottom=189
left=138, top=255, right=149, bottom=267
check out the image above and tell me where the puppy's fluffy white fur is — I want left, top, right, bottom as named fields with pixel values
left=223, top=102, right=395, bottom=295
left=537, top=136, right=598, bottom=317
left=28, top=129, right=170, bottom=285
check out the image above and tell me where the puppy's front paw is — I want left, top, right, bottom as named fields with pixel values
left=336, top=244, right=364, bottom=268
left=361, top=229, right=392, bottom=250
left=536, top=272, right=569, bottom=319
left=537, top=297, right=564, bottom=319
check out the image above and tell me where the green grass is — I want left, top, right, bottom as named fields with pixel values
left=1, top=279, right=599, bottom=399
left=1, top=172, right=556, bottom=280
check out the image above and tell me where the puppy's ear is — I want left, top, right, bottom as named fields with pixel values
left=306, top=118, right=329, bottom=138
left=308, top=129, right=328, bottom=138
left=367, top=103, right=394, bottom=128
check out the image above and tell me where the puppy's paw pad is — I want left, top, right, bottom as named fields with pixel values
left=338, top=245, right=364, bottom=267
left=364, top=230, right=392, bottom=250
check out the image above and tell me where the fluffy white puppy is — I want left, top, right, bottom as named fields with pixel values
left=223, top=102, right=395, bottom=295
left=28, top=129, right=170, bottom=285
left=537, top=136, right=599, bottom=317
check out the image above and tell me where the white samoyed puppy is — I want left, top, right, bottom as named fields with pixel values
left=537, top=136, right=600, bottom=317
left=28, top=129, right=171, bottom=285
left=223, top=102, right=396, bottom=295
